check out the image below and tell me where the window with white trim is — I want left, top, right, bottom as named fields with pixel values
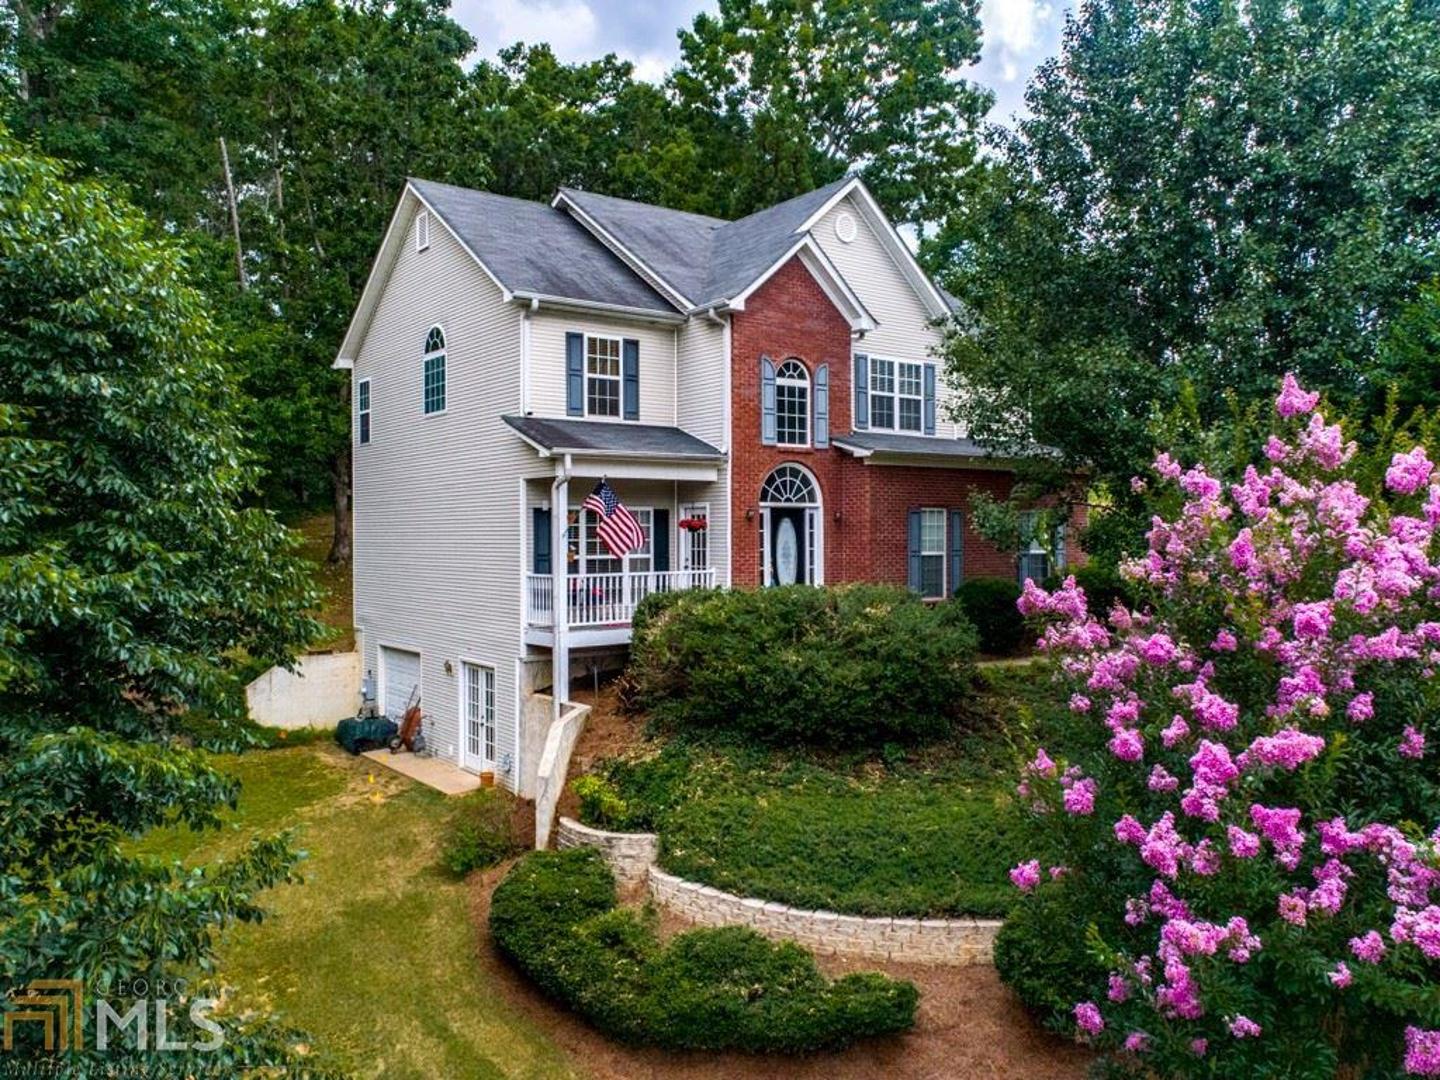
left=919, top=508, right=946, bottom=599
left=775, top=359, right=809, bottom=446
left=423, top=326, right=446, bottom=414
left=357, top=378, right=371, bottom=444
left=585, top=335, right=621, bottom=417
left=416, top=210, right=430, bottom=251
left=868, top=356, right=926, bottom=433
left=566, top=505, right=652, bottom=575
left=462, top=662, right=495, bottom=765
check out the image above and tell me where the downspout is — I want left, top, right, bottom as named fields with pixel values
left=550, top=453, right=572, bottom=723
left=520, top=297, right=539, bottom=413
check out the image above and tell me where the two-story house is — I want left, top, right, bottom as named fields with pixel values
left=334, top=174, right=1065, bottom=797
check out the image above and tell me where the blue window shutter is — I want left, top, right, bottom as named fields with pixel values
left=853, top=353, right=869, bottom=430
left=622, top=338, right=640, bottom=420
left=907, top=510, right=922, bottom=593
left=923, top=364, right=937, bottom=435
left=653, top=509, right=670, bottom=572
left=814, top=363, right=830, bottom=447
left=949, top=509, right=964, bottom=595
left=533, top=508, right=552, bottom=574
left=760, top=355, right=777, bottom=445
left=565, top=332, right=584, bottom=416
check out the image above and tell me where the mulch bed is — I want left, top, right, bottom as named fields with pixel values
left=468, top=862, right=1090, bottom=1080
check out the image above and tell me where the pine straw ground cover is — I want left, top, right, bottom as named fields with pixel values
left=577, top=664, right=1065, bottom=919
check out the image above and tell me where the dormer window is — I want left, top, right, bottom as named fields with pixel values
left=415, top=210, right=430, bottom=252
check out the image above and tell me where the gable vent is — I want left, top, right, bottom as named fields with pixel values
left=415, top=210, right=430, bottom=252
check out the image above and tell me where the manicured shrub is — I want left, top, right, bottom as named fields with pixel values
left=992, top=882, right=1105, bottom=1031
left=628, top=583, right=977, bottom=746
left=440, top=788, right=522, bottom=876
left=571, top=774, right=631, bottom=830
left=954, top=577, right=1026, bottom=655
left=1003, top=375, right=1440, bottom=1076
left=489, top=848, right=919, bottom=1052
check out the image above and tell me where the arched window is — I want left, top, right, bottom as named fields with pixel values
left=774, top=359, right=809, bottom=446
left=423, top=325, right=446, bottom=414
left=760, top=463, right=819, bottom=505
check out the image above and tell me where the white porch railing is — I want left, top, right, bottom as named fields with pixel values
left=526, top=569, right=716, bottom=629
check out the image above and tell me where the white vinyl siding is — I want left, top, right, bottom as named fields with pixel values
left=526, top=310, right=675, bottom=423
left=810, top=193, right=961, bottom=438
left=352, top=195, right=542, bottom=792
left=676, top=318, right=726, bottom=448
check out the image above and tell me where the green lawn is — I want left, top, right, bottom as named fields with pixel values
left=137, top=744, right=577, bottom=1079
left=585, top=664, right=1058, bottom=919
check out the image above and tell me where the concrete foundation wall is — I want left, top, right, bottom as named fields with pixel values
left=246, top=652, right=359, bottom=729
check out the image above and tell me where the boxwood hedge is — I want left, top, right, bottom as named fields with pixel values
left=489, top=848, right=919, bottom=1052
left=627, top=584, right=977, bottom=746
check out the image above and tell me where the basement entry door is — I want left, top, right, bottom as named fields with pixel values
left=380, top=646, right=421, bottom=720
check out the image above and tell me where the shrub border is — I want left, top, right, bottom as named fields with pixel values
left=556, top=817, right=1002, bottom=965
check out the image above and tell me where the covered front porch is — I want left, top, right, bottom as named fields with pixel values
left=505, top=415, right=726, bottom=649
left=525, top=567, right=716, bottom=644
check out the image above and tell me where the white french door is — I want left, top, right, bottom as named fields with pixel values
left=461, top=662, right=495, bottom=771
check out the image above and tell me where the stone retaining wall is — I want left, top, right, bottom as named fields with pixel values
left=555, top=817, right=659, bottom=885
left=648, top=868, right=1000, bottom=965
left=555, top=817, right=1001, bottom=964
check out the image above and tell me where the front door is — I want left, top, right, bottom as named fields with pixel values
left=769, top=507, right=807, bottom=586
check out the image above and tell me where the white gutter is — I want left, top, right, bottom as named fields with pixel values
left=510, top=292, right=686, bottom=325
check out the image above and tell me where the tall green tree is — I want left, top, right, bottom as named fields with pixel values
left=671, top=0, right=991, bottom=224
left=936, top=0, right=1440, bottom=493
left=0, top=131, right=330, bottom=1073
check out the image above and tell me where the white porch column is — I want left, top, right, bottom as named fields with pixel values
left=550, top=460, right=571, bottom=722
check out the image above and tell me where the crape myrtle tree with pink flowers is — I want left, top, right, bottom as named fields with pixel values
left=999, top=375, right=1440, bottom=1078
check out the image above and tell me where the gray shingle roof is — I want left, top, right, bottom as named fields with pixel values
left=409, top=179, right=676, bottom=314
left=503, top=415, right=725, bottom=459
left=558, top=176, right=856, bottom=309
left=832, top=431, right=1003, bottom=460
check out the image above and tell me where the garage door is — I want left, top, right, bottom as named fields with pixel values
left=380, top=647, right=421, bottom=719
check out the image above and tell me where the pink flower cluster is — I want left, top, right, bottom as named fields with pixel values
left=1009, top=376, right=1440, bottom=1072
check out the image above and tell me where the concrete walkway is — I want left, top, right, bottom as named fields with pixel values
left=362, top=749, right=482, bottom=795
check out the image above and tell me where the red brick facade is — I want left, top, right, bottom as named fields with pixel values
left=728, top=255, right=1043, bottom=592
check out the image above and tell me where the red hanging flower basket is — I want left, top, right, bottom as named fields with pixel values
left=678, top=516, right=709, bottom=532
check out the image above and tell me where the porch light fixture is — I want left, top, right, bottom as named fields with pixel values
left=745, top=508, right=755, bottom=521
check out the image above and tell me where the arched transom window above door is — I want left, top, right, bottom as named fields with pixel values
left=760, top=463, right=819, bottom=505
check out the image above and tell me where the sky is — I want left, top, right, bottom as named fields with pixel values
left=449, top=0, right=1069, bottom=127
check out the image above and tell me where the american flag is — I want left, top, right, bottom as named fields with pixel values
left=582, top=480, right=646, bottom=559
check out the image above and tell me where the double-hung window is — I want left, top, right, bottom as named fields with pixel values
left=423, top=326, right=446, bottom=415
left=869, top=357, right=925, bottom=433
left=775, top=359, right=809, bottom=446
left=357, top=378, right=372, bottom=444
left=919, top=508, right=946, bottom=598
left=567, top=505, right=652, bottom=576
left=586, top=335, right=621, bottom=417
